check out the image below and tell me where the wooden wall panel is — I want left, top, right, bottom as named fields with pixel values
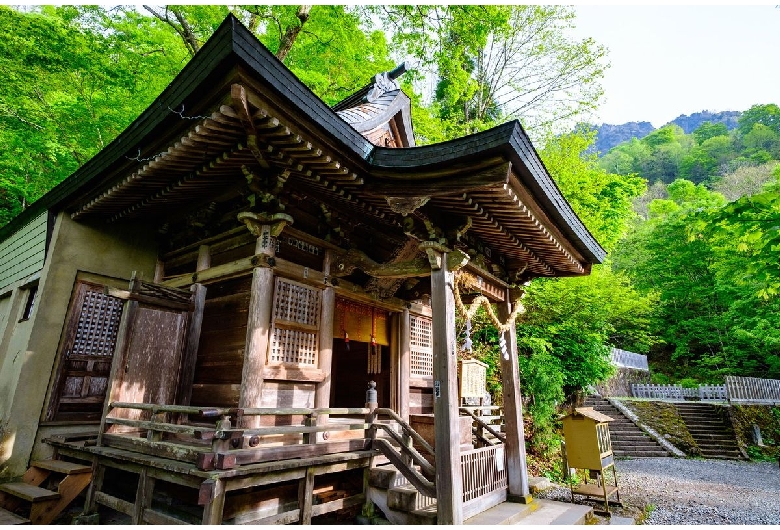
left=191, top=276, right=252, bottom=407
left=409, top=387, right=433, bottom=415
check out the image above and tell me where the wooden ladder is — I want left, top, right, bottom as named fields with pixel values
left=0, top=459, right=92, bottom=525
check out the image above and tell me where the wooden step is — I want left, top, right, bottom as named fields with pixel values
left=0, top=483, right=60, bottom=502
left=31, top=460, right=91, bottom=475
left=0, top=507, right=30, bottom=525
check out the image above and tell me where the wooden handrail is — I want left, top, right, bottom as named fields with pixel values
left=373, top=439, right=436, bottom=498
left=110, top=402, right=370, bottom=417
left=373, top=424, right=435, bottom=479
left=460, top=407, right=506, bottom=444
left=372, top=408, right=435, bottom=457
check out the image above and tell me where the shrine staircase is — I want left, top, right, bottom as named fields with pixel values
left=583, top=396, right=669, bottom=457
left=366, top=407, right=514, bottom=524
left=0, top=459, right=92, bottom=525
left=673, top=403, right=744, bottom=460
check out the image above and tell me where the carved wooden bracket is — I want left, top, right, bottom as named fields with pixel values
left=333, top=242, right=469, bottom=279
left=386, top=196, right=430, bottom=216
left=237, top=211, right=294, bottom=237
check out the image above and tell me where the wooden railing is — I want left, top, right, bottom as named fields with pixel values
left=102, top=402, right=373, bottom=471
left=369, top=408, right=436, bottom=498
left=726, top=376, right=780, bottom=403
left=460, top=407, right=505, bottom=447
left=461, top=445, right=507, bottom=517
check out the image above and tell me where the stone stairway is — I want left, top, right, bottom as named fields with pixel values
left=367, top=464, right=593, bottom=525
left=583, top=396, right=669, bottom=457
left=673, top=403, right=744, bottom=460
left=0, top=459, right=92, bottom=525
left=368, top=464, right=438, bottom=525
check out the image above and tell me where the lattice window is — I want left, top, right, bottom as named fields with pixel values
left=69, top=290, right=124, bottom=357
left=268, top=277, right=321, bottom=365
left=410, top=314, right=433, bottom=377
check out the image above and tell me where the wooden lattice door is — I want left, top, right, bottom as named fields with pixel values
left=104, top=279, right=203, bottom=425
left=47, top=281, right=125, bottom=421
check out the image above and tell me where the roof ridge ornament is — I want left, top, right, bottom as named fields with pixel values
left=366, top=72, right=400, bottom=103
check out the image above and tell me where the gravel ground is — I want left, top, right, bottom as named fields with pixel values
left=535, top=457, right=780, bottom=525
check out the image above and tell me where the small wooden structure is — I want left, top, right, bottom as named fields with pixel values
left=0, top=14, right=607, bottom=525
left=562, top=407, right=621, bottom=515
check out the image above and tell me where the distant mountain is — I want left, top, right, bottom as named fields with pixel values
left=589, top=110, right=742, bottom=155
left=669, top=110, right=741, bottom=135
left=591, top=122, right=654, bottom=154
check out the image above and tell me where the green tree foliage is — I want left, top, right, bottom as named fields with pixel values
left=693, top=121, right=728, bottom=145
left=738, top=103, right=780, bottom=137
left=540, top=129, right=645, bottom=250
left=613, top=177, right=780, bottom=381
left=0, top=6, right=187, bottom=224
left=374, top=5, right=608, bottom=138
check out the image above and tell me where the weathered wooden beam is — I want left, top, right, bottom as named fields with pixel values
left=200, top=478, right=226, bottom=525
left=399, top=309, right=411, bottom=422
left=101, top=433, right=203, bottom=464
left=177, top=283, right=207, bottom=409
left=498, top=292, right=532, bottom=503
left=94, top=491, right=133, bottom=516
left=213, top=439, right=371, bottom=470
left=332, top=247, right=469, bottom=279
left=298, top=467, right=315, bottom=524
left=239, top=229, right=277, bottom=429
left=314, top=251, right=335, bottom=433
left=132, top=469, right=155, bottom=524
left=431, top=252, right=464, bottom=524
left=310, top=493, right=365, bottom=517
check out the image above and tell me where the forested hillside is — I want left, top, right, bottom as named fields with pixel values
left=603, top=105, right=780, bottom=383
left=1, top=5, right=776, bottom=455
left=590, top=110, right=742, bottom=155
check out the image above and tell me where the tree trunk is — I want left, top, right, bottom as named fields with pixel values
left=276, top=5, right=312, bottom=62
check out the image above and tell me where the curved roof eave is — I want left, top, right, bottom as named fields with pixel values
left=367, top=121, right=607, bottom=264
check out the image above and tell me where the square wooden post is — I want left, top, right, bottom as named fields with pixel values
left=431, top=254, right=464, bottom=525
left=399, top=308, right=411, bottom=422
left=315, top=251, right=335, bottom=426
left=498, top=292, right=531, bottom=503
left=239, top=226, right=276, bottom=428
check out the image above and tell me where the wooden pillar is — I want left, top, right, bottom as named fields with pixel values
left=239, top=226, right=276, bottom=428
left=196, top=244, right=211, bottom=272
left=315, top=251, right=335, bottom=428
left=200, top=479, right=226, bottom=525
left=132, top=469, right=155, bottom=524
left=389, top=313, right=400, bottom=412
left=498, top=292, right=531, bottom=503
left=177, top=283, right=207, bottom=408
left=430, top=254, right=464, bottom=525
left=399, top=308, right=411, bottom=422
left=153, top=260, right=165, bottom=283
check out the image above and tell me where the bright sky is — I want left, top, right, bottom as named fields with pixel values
left=571, top=5, right=780, bottom=128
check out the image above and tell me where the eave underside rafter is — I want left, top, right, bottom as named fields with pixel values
left=69, top=82, right=589, bottom=279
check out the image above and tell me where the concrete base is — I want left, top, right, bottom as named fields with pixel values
left=507, top=493, right=534, bottom=504
left=465, top=499, right=592, bottom=526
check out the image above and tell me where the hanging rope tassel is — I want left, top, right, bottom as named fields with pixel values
left=463, top=316, right=473, bottom=353
left=452, top=272, right=525, bottom=359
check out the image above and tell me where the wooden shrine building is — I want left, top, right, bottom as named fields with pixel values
left=0, top=15, right=604, bottom=525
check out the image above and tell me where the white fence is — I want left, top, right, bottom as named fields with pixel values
left=611, top=348, right=649, bottom=371
left=725, top=376, right=780, bottom=403
left=631, top=383, right=727, bottom=401
left=632, top=377, right=780, bottom=403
